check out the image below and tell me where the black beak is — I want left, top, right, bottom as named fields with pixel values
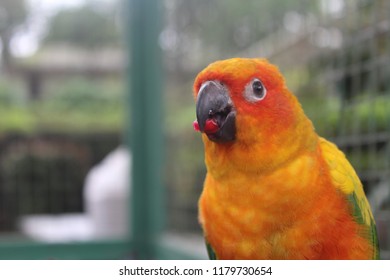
left=196, top=81, right=236, bottom=142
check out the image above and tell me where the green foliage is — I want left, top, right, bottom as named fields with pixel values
left=0, top=78, right=124, bottom=133
left=300, top=94, right=341, bottom=138
left=0, top=107, right=34, bottom=133
left=45, top=78, right=121, bottom=111
left=301, top=92, right=390, bottom=139
left=0, top=79, right=33, bottom=132
left=0, top=79, right=20, bottom=105
left=347, top=148, right=389, bottom=172
left=37, top=78, right=125, bottom=132
left=341, top=94, right=390, bottom=135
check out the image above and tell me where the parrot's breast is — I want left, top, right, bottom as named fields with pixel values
left=199, top=145, right=375, bottom=259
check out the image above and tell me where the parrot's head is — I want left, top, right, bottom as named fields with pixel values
left=193, top=58, right=317, bottom=173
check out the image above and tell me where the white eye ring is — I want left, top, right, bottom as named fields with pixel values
left=244, top=78, right=267, bottom=103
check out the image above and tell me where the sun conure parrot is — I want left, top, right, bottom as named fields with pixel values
left=192, top=58, right=379, bottom=260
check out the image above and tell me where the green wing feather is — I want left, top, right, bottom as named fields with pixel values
left=347, top=192, right=380, bottom=259
left=320, top=138, right=380, bottom=259
left=205, top=239, right=217, bottom=260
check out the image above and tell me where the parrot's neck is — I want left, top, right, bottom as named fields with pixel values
left=203, top=115, right=318, bottom=179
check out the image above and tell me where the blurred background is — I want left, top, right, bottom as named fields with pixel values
left=0, top=0, right=389, bottom=259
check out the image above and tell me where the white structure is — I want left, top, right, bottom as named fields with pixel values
left=84, top=146, right=131, bottom=239
left=19, top=147, right=131, bottom=242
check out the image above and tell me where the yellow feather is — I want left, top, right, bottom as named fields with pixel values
left=319, top=137, right=374, bottom=226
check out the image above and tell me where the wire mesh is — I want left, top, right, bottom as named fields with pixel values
left=163, top=0, right=390, bottom=259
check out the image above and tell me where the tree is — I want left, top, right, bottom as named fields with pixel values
left=0, top=0, right=27, bottom=73
left=43, top=5, right=120, bottom=49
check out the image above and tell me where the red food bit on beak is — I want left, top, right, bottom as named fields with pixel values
left=204, top=119, right=219, bottom=134
left=193, top=119, right=219, bottom=134
left=193, top=120, right=200, bottom=132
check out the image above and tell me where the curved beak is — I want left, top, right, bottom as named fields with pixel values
left=195, top=81, right=236, bottom=142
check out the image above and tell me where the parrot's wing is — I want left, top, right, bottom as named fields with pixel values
left=319, top=137, right=379, bottom=259
left=205, top=239, right=217, bottom=260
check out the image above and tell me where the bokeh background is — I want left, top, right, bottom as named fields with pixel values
left=0, top=0, right=389, bottom=259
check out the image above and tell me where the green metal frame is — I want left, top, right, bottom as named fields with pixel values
left=0, top=240, right=132, bottom=260
left=0, top=0, right=201, bottom=260
left=127, top=0, right=203, bottom=260
left=127, top=0, right=164, bottom=259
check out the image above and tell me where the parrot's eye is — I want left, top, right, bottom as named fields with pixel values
left=244, top=78, right=267, bottom=102
left=252, top=80, right=265, bottom=97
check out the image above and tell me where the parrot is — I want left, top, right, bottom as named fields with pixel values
left=192, top=58, right=379, bottom=260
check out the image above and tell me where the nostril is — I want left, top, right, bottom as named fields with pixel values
left=223, top=104, right=232, bottom=114
left=208, top=105, right=231, bottom=119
